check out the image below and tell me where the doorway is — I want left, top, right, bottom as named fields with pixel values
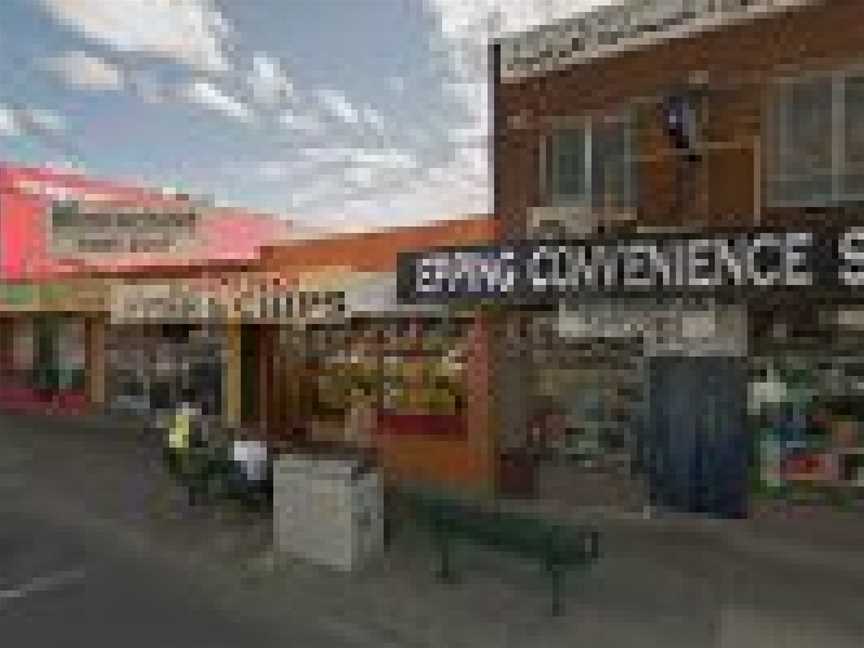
left=647, top=356, right=749, bottom=517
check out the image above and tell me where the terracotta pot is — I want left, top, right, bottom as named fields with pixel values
left=832, top=420, right=859, bottom=449
left=499, top=451, right=537, bottom=497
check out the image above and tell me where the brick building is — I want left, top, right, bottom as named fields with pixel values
left=399, top=0, right=864, bottom=516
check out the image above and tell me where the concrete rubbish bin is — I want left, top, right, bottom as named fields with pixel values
left=273, top=453, right=383, bottom=572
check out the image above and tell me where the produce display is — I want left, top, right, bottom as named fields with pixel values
left=310, top=322, right=469, bottom=419
left=750, top=356, right=864, bottom=507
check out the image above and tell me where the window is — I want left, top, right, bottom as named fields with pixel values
left=770, top=69, right=864, bottom=206
left=51, top=203, right=78, bottom=229
left=548, top=129, right=587, bottom=203
left=545, top=110, right=636, bottom=210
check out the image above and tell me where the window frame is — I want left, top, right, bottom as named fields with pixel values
left=542, top=109, right=636, bottom=211
left=768, top=65, right=864, bottom=208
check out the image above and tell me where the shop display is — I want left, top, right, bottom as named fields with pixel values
left=749, top=356, right=864, bottom=506
left=300, top=319, right=470, bottom=439
left=106, top=325, right=223, bottom=418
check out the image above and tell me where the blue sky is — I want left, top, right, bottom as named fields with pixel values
left=0, top=0, right=602, bottom=232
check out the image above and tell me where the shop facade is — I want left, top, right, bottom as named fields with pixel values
left=256, top=218, right=500, bottom=494
left=0, top=163, right=291, bottom=420
left=0, top=280, right=106, bottom=413
left=106, top=278, right=231, bottom=420
left=393, top=0, right=864, bottom=516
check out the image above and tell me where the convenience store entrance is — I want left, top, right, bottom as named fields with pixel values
left=647, top=356, right=749, bottom=518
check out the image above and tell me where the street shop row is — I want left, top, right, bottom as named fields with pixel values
left=0, top=218, right=503, bottom=500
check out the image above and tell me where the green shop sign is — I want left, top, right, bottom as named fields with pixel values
left=39, top=282, right=73, bottom=306
left=0, top=282, right=77, bottom=309
left=0, top=283, right=38, bottom=306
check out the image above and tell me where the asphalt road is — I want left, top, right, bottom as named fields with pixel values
left=0, top=414, right=396, bottom=648
left=1, top=411, right=863, bottom=647
left=0, top=510, right=280, bottom=648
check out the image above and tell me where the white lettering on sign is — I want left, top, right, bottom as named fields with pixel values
left=784, top=232, right=813, bottom=286
left=411, top=231, right=832, bottom=298
left=622, top=244, right=655, bottom=288
left=748, top=234, right=783, bottom=287
left=498, top=0, right=818, bottom=81
left=688, top=238, right=718, bottom=288
left=840, top=228, right=864, bottom=287
left=418, top=251, right=517, bottom=295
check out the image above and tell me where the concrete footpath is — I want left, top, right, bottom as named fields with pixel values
left=1, top=411, right=862, bottom=647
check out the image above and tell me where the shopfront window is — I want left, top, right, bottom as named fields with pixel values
left=378, top=318, right=468, bottom=418
left=522, top=313, right=647, bottom=509
left=299, top=318, right=470, bottom=442
left=770, top=69, right=864, bottom=206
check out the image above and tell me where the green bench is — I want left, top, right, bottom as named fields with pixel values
left=387, top=488, right=601, bottom=616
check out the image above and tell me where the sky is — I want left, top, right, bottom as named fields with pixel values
left=0, top=0, right=606, bottom=233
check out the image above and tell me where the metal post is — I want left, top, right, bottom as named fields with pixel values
left=550, top=564, right=564, bottom=616
left=436, top=524, right=453, bottom=582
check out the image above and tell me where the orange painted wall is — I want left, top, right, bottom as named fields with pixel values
left=374, top=435, right=491, bottom=492
left=259, top=216, right=499, bottom=274
left=256, top=216, right=501, bottom=494
left=372, top=312, right=496, bottom=495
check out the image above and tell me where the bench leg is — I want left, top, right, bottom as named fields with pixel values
left=383, top=494, right=397, bottom=550
left=435, top=529, right=454, bottom=582
left=549, top=565, right=564, bottom=616
left=589, top=529, right=600, bottom=561
left=383, top=514, right=394, bottom=550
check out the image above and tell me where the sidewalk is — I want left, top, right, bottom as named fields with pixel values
left=7, top=407, right=864, bottom=579
left=493, top=484, right=864, bottom=581
left=2, top=411, right=863, bottom=647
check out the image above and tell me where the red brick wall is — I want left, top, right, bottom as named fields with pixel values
left=495, top=0, right=864, bottom=237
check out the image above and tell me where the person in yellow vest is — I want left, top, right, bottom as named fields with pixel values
left=164, top=394, right=201, bottom=480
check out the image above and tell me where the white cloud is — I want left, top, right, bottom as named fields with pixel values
left=184, top=81, right=251, bottom=122
left=362, top=106, right=384, bottom=131
left=447, top=126, right=488, bottom=146
left=296, top=146, right=417, bottom=170
left=350, top=149, right=417, bottom=169
left=388, top=76, right=406, bottom=94
left=279, top=111, right=323, bottom=134
left=317, top=89, right=360, bottom=124
left=39, top=50, right=124, bottom=90
left=249, top=53, right=293, bottom=108
left=37, top=0, right=232, bottom=72
left=0, top=106, right=20, bottom=137
left=298, top=146, right=359, bottom=164
left=258, top=160, right=292, bottom=180
left=126, top=72, right=172, bottom=104
left=344, top=165, right=377, bottom=189
left=430, top=0, right=590, bottom=43
left=24, top=109, right=66, bottom=132
left=288, top=175, right=345, bottom=209
left=0, top=104, right=67, bottom=137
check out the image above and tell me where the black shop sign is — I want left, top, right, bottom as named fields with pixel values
left=397, top=229, right=864, bottom=304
